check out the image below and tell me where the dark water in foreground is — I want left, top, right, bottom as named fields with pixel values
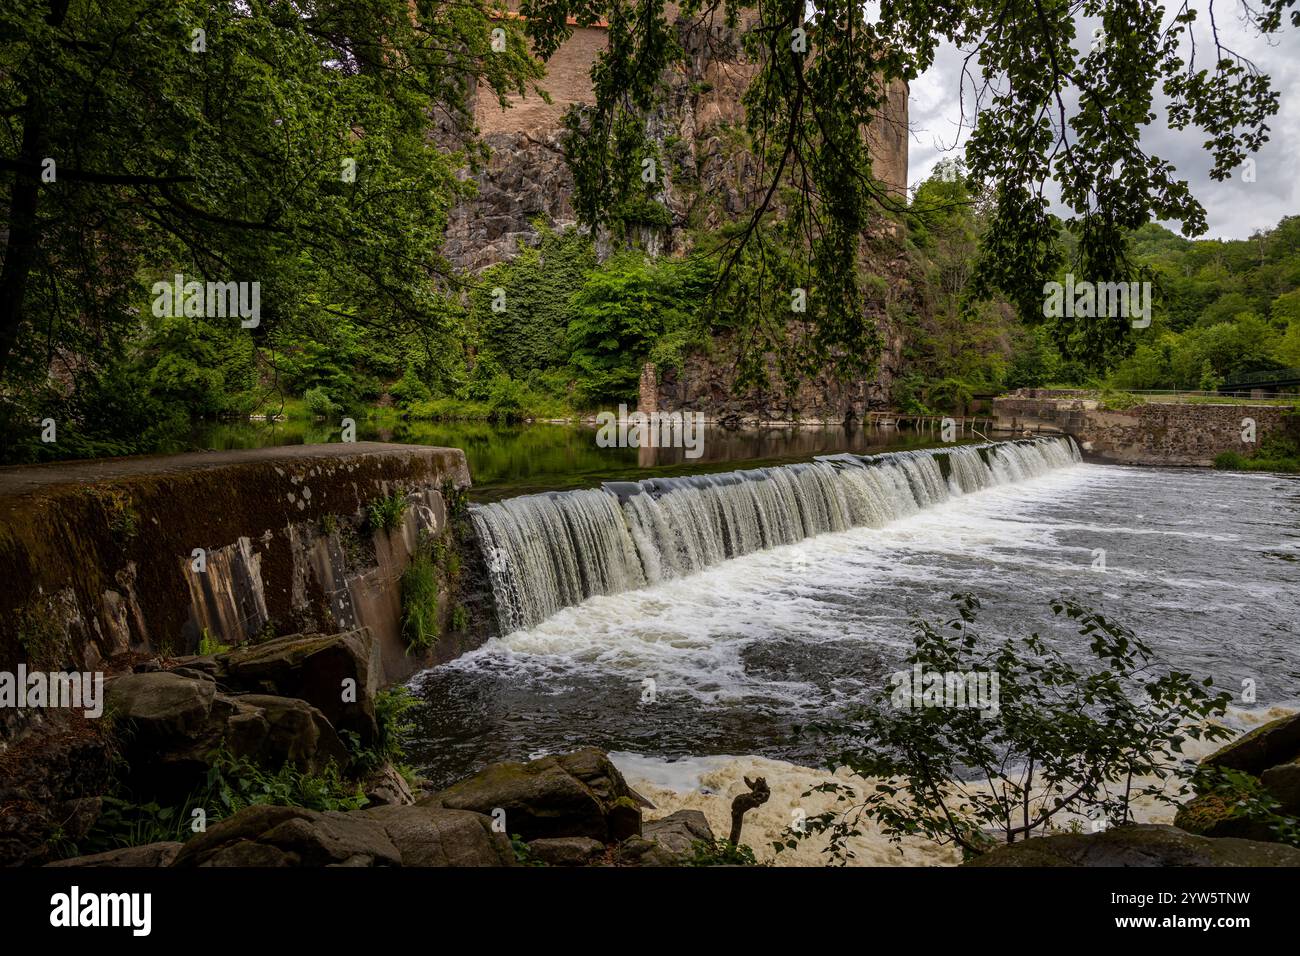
left=193, top=417, right=956, bottom=500
left=406, top=460, right=1300, bottom=788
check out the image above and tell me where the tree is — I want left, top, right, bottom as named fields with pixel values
left=566, top=251, right=706, bottom=402
left=4, top=1, right=1296, bottom=420
left=0, top=0, right=546, bottom=382
left=553, top=0, right=1297, bottom=370
left=782, top=594, right=1233, bottom=862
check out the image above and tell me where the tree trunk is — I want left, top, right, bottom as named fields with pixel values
left=0, top=0, right=69, bottom=376
left=728, top=775, right=770, bottom=845
left=0, top=114, right=45, bottom=375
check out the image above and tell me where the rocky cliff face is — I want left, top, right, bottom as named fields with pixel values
left=447, top=17, right=770, bottom=272
left=446, top=14, right=911, bottom=417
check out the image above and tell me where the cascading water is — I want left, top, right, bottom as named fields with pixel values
left=471, top=436, right=1083, bottom=633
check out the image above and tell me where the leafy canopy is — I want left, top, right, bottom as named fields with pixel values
left=549, top=0, right=1298, bottom=368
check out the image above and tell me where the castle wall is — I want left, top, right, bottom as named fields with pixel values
left=465, top=11, right=910, bottom=235
left=475, top=25, right=607, bottom=135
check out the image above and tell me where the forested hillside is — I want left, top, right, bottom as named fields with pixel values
left=3, top=2, right=1298, bottom=465
left=5, top=172, right=1300, bottom=465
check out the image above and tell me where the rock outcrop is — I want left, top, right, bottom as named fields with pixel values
left=1174, top=712, right=1300, bottom=841
left=105, top=669, right=351, bottom=801
left=966, top=824, right=1300, bottom=867
left=618, top=809, right=716, bottom=866
left=170, top=804, right=515, bottom=867
left=213, top=629, right=382, bottom=745
left=47, top=842, right=183, bottom=868
left=422, top=748, right=650, bottom=843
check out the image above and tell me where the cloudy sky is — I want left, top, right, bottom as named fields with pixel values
left=902, top=7, right=1300, bottom=240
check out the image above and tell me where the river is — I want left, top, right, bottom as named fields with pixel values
left=192, top=417, right=962, bottom=500
left=406, top=440, right=1300, bottom=789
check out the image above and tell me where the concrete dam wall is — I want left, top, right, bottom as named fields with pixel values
left=0, top=444, right=489, bottom=688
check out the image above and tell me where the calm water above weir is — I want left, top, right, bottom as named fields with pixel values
left=192, top=417, right=958, bottom=500
left=407, top=441, right=1300, bottom=788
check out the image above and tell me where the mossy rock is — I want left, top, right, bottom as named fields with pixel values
left=423, top=748, right=647, bottom=842
left=1260, top=759, right=1300, bottom=815
left=966, top=824, right=1300, bottom=867
left=1201, top=712, right=1300, bottom=775
left=1174, top=792, right=1275, bottom=842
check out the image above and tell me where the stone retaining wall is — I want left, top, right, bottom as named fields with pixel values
left=992, top=394, right=1298, bottom=466
left=0, top=443, right=482, bottom=685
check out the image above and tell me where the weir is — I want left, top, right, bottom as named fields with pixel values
left=471, top=436, right=1082, bottom=633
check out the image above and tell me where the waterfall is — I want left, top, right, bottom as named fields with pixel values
left=471, top=437, right=1082, bottom=633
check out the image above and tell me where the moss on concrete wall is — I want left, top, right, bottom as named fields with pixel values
left=0, top=443, right=476, bottom=681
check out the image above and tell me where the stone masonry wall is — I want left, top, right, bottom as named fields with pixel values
left=993, top=393, right=1299, bottom=466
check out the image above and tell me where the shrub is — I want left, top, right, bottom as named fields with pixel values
left=400, top=553, right=440, bottom=652
left=688, top=839, right=759, bottom=866
left=1189, top=766, right=1300, bottom=848
left=1098, top=389, right=1143, bottom=411
left=365, top=493, right=408, bottom=532
left=343, top=686, right=420, bottom=774
left=78, top=750, right=365, bottom=856
left=782, top=594, right=1233, bottom=862
left=203, top=749, right=366, bottom=815
left=389, top=365, right=432, bottom=407
left=304, top=386, right=336, bottom=418
left=1214, top=435, right=1300, bottom=473
left=197, top=628, right=231, bottom=656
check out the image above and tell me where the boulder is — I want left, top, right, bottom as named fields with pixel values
left=965, top=824, right=1300, bottom=867
left=173, top=805, right=401, bottom=867
left=360, top=805, right=515, bottom=866
left=216, top=629, right=381, bottom=745
left=363, top=763, right=416, bottom=808
left=103, top=672, right=226, bottom=800
left=607, top=796, right=643, bottom=841
left=48, top=842, right=183, bottom=868
left=422, top=748, right=645, bottom=842
left=554, top=749, right=654, bottom=809
left=169, top=666, right=215, bottom=683
left=1259, top=758, right=1300, bottom=815
left=617, top=836, right=685, bottom=867
left=618, top=810, right=716, bottom=866
left=225, top=694, right=350, bottom=772
left=106, top=671, right=217, bottom=743
left=171, top=803, right=513, bottom=867
left=526, top=836, right=606, bottom=866
left=643, top=809, right=714, bottom=856
left=1201, top=712, right=1300, bottom=775
left=1174, top=793, right=1276, bottom=842
left=105, top=670, right=350, bottom=800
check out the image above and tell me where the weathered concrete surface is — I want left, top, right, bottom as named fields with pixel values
left=992, top=392, right=1298, bottom=466
left=0, top=443, right=475, bottom=683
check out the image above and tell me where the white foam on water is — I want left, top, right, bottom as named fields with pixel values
left=471, top=438, right=1083, bottom=633
left=448, top=473, right=1090, bottom=716
left=613, top=705, right=1300, bottom=867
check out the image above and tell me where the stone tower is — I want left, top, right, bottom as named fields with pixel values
left=445, top=7, right=909, bottom=271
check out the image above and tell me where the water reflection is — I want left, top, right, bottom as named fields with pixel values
left=189, top=417, right=956, bottom=500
